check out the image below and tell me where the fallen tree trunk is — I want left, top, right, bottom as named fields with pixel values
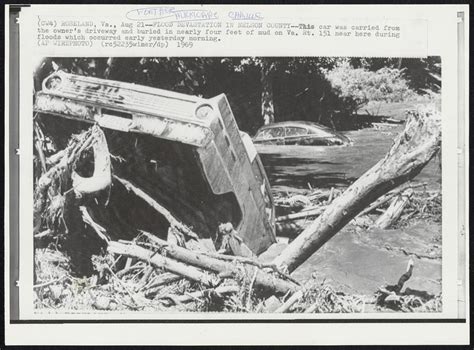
left=108, top=241, right=217, bottom=287
left=357, top=182, right=426, bottom=217
left=273, top=107, right=441, bottom=273
left=374, top=188, right=414, bottom=229
left=140, top=231, right=298, bottom=295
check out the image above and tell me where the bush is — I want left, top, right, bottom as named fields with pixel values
left=325, top=61, right=414, bottom=114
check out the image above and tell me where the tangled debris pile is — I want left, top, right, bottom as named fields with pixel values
left=33, top=125, right=441, bottom=313
left=273, top=183, right=441, bottom=238
left=33, top=124, right=298, bottom=311
left=33, top=85, right=442, bottom=314
left=34, top=243, right=440, bottom=313
left=375, top=259, right=442, bottom=312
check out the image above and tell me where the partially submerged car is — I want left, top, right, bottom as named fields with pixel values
left=253, top=121, right=351, bottom=146
left=34, top=71, right=276, bottom=255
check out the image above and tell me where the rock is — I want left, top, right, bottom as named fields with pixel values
left=93, top=296, right=111, bottom=310
left=262, top=295, right=282, bottom=313
left=108, top=300, right=118, bottom=311
left=49, top=285, right=63, bottom=300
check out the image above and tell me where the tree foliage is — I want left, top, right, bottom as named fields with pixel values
left=324, top=60, right=414, bottom=113
left=345, top=57, right=441, bottom=94
left=34, top=56, right=440, bottom=133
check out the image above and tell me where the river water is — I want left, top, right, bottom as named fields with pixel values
left=257, top=124, right=441, bottom=193
left=257, top=124, right=442, bottom=298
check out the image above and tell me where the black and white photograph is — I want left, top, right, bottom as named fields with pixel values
left=32, top=56, right=442, bottom=314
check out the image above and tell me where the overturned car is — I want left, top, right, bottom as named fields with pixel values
left=34, top=71, right=276, bottom=256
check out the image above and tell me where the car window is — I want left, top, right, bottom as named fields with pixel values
left=270, top=127, right=285, bottom=138
left=255, top=129, right=273, bottom=139
left=308, top=126, right=332, bottom=138
left=285, top=127, right=308, bottom=137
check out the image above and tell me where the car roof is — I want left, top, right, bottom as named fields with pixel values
left=256, top=121, right=334, bottom=132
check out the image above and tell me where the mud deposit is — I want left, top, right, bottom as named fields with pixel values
left=258, top=124, right=442, bottom=301
left=260, top=222, right=441, bottom=305
left=305, top=222, right=439, bottom=292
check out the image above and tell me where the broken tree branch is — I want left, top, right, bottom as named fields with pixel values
left=139, top=231, right=298, bottom=295
left=113, top=176, right=199, bottom=240
left=357, top=182, right=426, bottom=217
left=374, top=188, right=414, bottom=229
left=46, top=149, right=67, bottom=167
left=116, top=263, right=144, bottom=278
left=105, top=265, right=141, bottom=307
left=274, top=289, right=304, bottom=313
left=143, top=273, right=183, bottom=292
left=201, top=250, right=300, bottom=285
left=108, top=241, right=217, bottom=287
left=33, top=275, right=69, bottom=289
left=34, top=229, right=53, bottom=240
left=34, top=122, right=47, bottom=174
left=395, top=258, right=415, bottom=293
left=202, top=251, right=280, bottom=270
left=276, top=207, right=325, bottom=223
left=273, top=107, right=441, bottom=273
left=159, top=285, right=239, bottom=306
left=79, top=206, right=110, bottom=242
left=72, top=127, right=112, bottom=197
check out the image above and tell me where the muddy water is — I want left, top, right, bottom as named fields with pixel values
left=257, top=125, right=442, bottom=297
left=260, top=222, right=442, bottom=296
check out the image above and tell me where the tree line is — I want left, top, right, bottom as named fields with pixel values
left=35, top=56, right=441, bottom=133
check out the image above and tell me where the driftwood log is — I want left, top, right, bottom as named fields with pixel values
left=108, top=241, right=218, bottom=287
left=141, top=231, right=298, bottom=294
left=273, top=107, right=441, bottom=273
left=374, top=188, right=414, bottom=229
left=109, top=232, right=298, bottom=295
left=276, top=182, right=425, bottom=225
left=356, top=182, right=426, bottom=217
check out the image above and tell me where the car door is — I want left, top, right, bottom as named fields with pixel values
left=284, top=126, right=309, bottom=145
